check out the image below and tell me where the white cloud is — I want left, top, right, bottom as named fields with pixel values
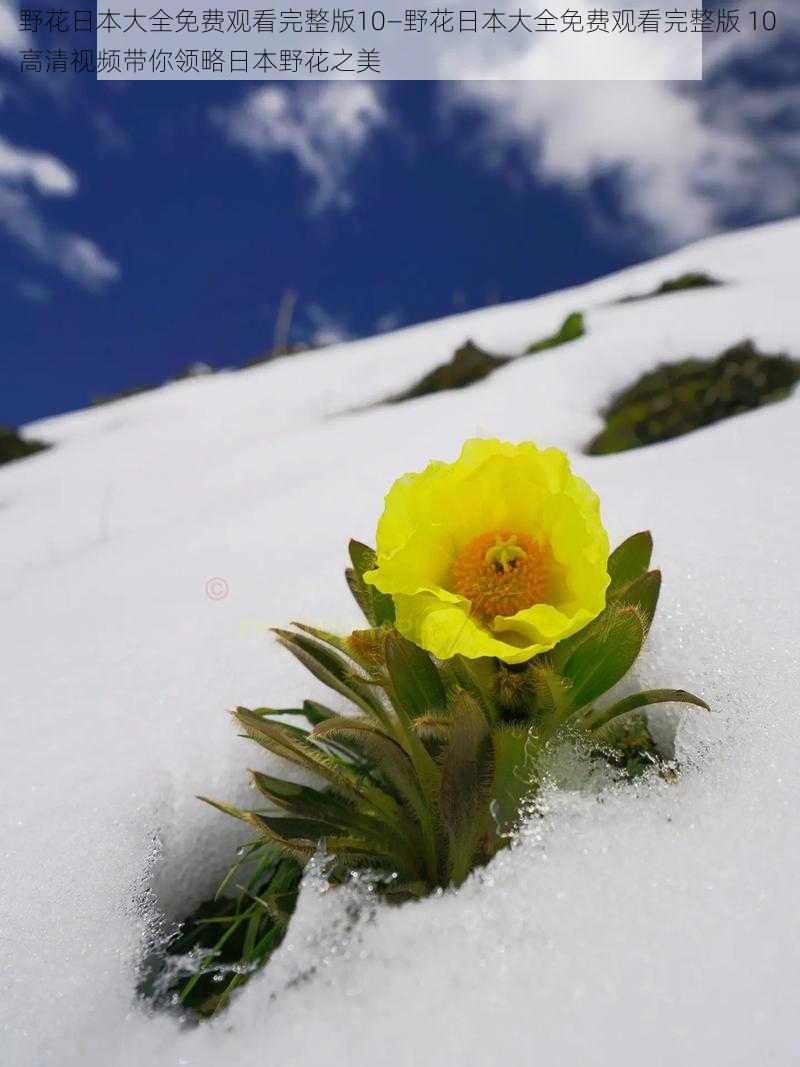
left=213, top=83, right=386, bottom=211
left=58, top=234, right=121, bottom=287
left=445, top=17, right=800, bottom=250
left=445, top=83, right=691, bottom=246
left=0, top=135, right=121, bottom=289
left=0, top=32, right=121, bottom=289
left=0, top=134, right=77, bottom=195
left=0, top=0, right=18, bottom=59
left=304, top=302, right=351, bottom=346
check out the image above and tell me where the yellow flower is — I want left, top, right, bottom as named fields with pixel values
left=364, top=439, right=610, bottom=664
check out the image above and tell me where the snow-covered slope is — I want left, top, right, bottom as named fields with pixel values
left=3, top=218, right=800, bottom=1066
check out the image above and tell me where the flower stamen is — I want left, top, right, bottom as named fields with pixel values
left=484, top=534, right=527, bottom=574
left=451, top=531, right=551, bottom=621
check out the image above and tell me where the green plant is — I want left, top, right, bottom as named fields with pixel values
left=617, top=272, right=721, bottom=304
left=205, top=531, right=704, bottom=897
left=143, top=438, right=708, bottom=1017
left=655, top=272, right=719, bottom=295
left=0, top=426, right=49, bottom=466
left=525, top=311, right=584, bottom=353
left=387, top=340, right=509, bottom=403
left=587, top=340, right=800, bottom=455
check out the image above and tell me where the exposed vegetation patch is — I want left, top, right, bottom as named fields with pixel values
left=244, top=342, right=313, bottom=367
left=385, top=312, right=585, bottom=405
left=140, top=853, right=302, bottom=1017
left=0, top=426, right=49, bottom=466
left=91, top=363, right=220, bottom=407
left=387, top=340, right=510, bottom=403
left=587, top=340, right=800, bottom=456
left=595, top=713, right=669, bottom=781
left=91, top=384, right=157, bottom=407
left=617, top=272, right=721, bottom=304
left=525, top=311, right=585, bottom=354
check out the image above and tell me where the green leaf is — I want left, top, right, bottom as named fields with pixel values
left=302, top=699, right=337, bottom=725
left=441, top=655, right=498, bottom=725
left=439, top=691, right=495, bottom=885
left=612, top=568, right=661, bottom=632
left=244, top=813, right=321, bottom=861
left=290, top=621, right=352, bottom=657
left=234, top=707, right=379, bottom=806
left=583, top=688, right=710, bottom=733
left=384, top=632, right=446, bottom=719
left=412, top=711, right=454, bottom=742
left=318, top=835, right=404, bottom=872
left=562, top=605, right=645, bottom=710
left=199, top=799, right=319, bottom=861
left=310, top=716, right=429, bottom=855
left=491, top=723, right=538, bottom=837
left=380, top=633, right=443, bottom=882
left=549, top=566, right=659, bottom=675
left=349, top=539, right=377, bottom=576
left=607, top=531, right=653, bottom=595
left=550, top=611, right=609, bottom=674
left=312, top=716, right=421, bottom=806
left=246, top=705, right=324, bottom=733
left=252, top=768, right=419, bottom=875
left=529, top=663, right=573, bottom=727
left=255, top=814, right=341, bottom=840
left=346, top=540, right=395, bottom=626
left=197, top=794, right=250, bottom=824
left=251, top=770, right=353, bottom=822
left=273, top=628, right=389, bottom=725
left=382, top=635, right=442, bottom=779
left=290, top=623, right=386, bottom=677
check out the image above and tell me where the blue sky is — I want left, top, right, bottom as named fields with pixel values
left=2, top=3, right=799, bottom=425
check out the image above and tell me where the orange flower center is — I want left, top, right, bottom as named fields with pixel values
left=451, top=531, right=551, bottom=621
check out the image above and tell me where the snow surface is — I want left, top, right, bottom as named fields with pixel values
left=3, top=217, right=800, bottom=1066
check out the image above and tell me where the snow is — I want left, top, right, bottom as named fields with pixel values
left=3, top=216, right=800, bottom=1065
